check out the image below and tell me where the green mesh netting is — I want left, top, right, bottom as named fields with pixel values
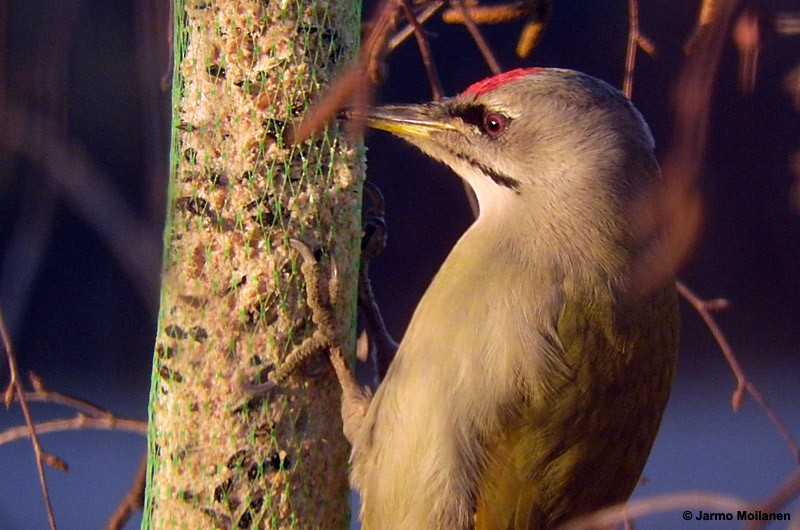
left=142, top=0, right=363, bottom=528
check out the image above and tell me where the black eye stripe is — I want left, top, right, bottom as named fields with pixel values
left=451, top=104, right=485, bottom=129
left=453, top=152, right=521, bottom=192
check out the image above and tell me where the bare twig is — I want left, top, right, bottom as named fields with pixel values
left=2, top=373, right=148, bottom=445
left=448, top=0, right=502, bottom=74
left=399, top=0, right=444, bottom=99
left=622, top=0, right=657, bottom=100
left=629, top=0, right=738, bottom=296
left=363, top=0, right=402, bottom=84
left=555, top=491, right=751, bottom=530
left=389, top=1, right=444, bottom=52
left=442, top=1, right=531, bottom=25
left=623, top=0, right=640, bottom=99
left=1, top=307, right=57, bottom=530
left=23, top=373, right=113, bottom=417
left=105, top=452, right=148, bottom=530
left=289, top=64, right=372, bottom=145
left=744, top=465, right=800, bottom=530
left=441, top=0, right=552, bottom=59
left=775, top=11, right=800, bottom=36
left=2, top=374, right=147, bottom=528
left=291, top=0, right=398, bottom=144
left=622, top=0, right=639, bottom=99
left=733, top=10, right=760, bottom=93
left=676, top=281, right=800, bottom=461
left=685, top=0, right=723, bottom=53
left=515, top=1, right=552, bottom=59
left=0, top=414, right=147, bottom=445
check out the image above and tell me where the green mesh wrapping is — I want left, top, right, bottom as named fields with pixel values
left=142, top=0, right=363, bottom=528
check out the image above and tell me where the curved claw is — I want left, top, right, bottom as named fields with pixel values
left=289, top=237, right=337, bottom=281
left=361, top=217, right=387, bottom=260
left=329, top=251, right=338, bottom=282
left=240, top=378, right=278, bottom=395
left=362, top=181, right=386, bottom=219
left=289, top=238, right=317, bottom=265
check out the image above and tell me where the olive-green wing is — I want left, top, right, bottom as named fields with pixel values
left=474, top=285, right=678, bottom=530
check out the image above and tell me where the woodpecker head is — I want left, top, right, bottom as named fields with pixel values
left=361, top=68, right=662, bottom=278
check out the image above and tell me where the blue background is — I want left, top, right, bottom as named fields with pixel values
left=1, top=1, right=799, bottom=529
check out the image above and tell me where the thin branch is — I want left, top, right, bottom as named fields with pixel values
left=363, top=0, right=402, bottom=84
left=629, top=0, right=738, bottom=296
left=441, top=0, right=551, bottom=58
left=2, top=373, right=147, bottom=446
left=775, top=11, right=800, bottom=36
left=623, top=0, right=640, bottom=99
left=515, top=1, right=552, bottom=59
left=389, top=0, right=444, bottom=52
left=291, top=0, right=399, bottom=144
left=555, top=491, right=752, bottom=530
left=733, top=10, right=760, bottom=93
left=442, top=1, right=531, bottom=25
left=677, top=281, right=800, bottom=462
left=290, top=64, right=372, bottom=145
left=448, top=0, right=502, bottom=74
left=744, top=465, right=800, bottom=530
left=22, top=374, right=113, bottom=418
left=105, top=452, right=148, bottom=530
left=0, top=414, right=148, bottom=445
left=1, top=307, right=57, bottom=530
left=399, top=0, right=444, bottom=100
left=623, top=0, right=656, bottom=100
left=685, top=0, right=722, bottom=53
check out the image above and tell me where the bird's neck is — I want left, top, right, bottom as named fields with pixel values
left=468, top=210, right=631, bottom=295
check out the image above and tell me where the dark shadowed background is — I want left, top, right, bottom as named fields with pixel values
left=1, top=1, right=799, bottom=529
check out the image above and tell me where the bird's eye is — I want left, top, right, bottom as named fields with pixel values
left=482, top=113, right=507, bottom=137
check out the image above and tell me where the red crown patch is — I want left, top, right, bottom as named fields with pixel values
left=462, top=68, right=543, bottom=97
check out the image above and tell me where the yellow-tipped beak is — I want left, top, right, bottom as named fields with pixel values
left=347, top=105, right=456, bottom=139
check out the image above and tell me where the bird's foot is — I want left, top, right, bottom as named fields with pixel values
left=358, top=182, right=398, bottom=382
left=243, top=238, right=369, bottom=443
left=241, top=239, right=339, bottom=395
